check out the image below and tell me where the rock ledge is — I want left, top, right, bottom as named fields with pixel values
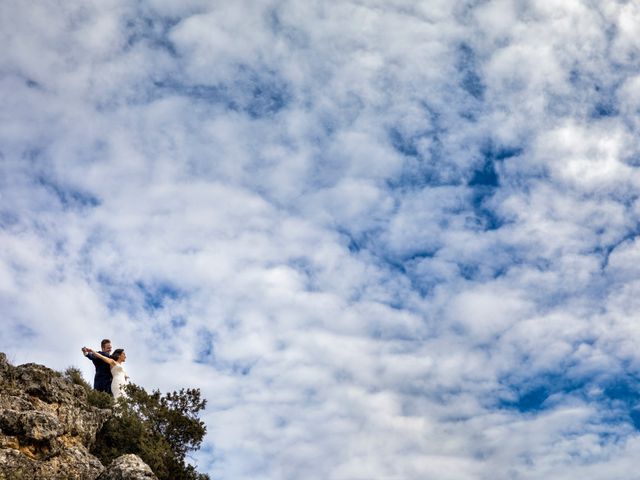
left=0, top=352, right=157, bottom=480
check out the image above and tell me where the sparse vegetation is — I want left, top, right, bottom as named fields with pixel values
left=92, top=383, right=209, bottom=480
left=63, top=367, right=114, bottom=409
left=63, top=367, right=209, bottom=479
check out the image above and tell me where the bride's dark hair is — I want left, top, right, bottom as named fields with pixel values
left=111, top=349, right=125, bottom=361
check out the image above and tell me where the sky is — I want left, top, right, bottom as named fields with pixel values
left=2, top=0, right=640, bottom=478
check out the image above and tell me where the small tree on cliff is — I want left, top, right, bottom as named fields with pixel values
left=91, top=383, right=210, bottom=480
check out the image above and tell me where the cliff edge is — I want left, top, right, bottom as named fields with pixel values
left=0, top=352, right=157, bottom=480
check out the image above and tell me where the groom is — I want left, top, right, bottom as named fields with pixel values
left=82, top=338, right=112, bottom=395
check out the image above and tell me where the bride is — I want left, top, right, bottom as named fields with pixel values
left=85, top=347, right=129, bottom=399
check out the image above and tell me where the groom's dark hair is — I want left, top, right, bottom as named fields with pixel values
left=101, top=339, right=111, bottom=349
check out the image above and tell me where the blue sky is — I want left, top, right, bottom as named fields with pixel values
left=3, top=0, right=640, bottom=478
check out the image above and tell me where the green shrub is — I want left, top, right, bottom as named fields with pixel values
left=61, top=367, right=209, bottom=479
left=63, top=366, right=89, bottom=388
left=92, top=383, right=210, bottom=480
left=63, top=367, right=113, bottom=409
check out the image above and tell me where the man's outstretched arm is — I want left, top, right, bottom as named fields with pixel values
left=81, top=347, right=95, bottom=360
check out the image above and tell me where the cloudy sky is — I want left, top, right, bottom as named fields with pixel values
left=3, top=0, right=640, bottom=478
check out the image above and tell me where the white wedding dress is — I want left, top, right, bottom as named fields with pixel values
left=111, top=363, right=129, bottom=399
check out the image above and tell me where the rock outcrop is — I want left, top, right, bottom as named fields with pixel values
left=0, top=353, right=157, bottom=480
left=98, top=454, right=158, bottom=480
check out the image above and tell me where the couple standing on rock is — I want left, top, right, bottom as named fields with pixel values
left=81, top=339, right=129, bottom=400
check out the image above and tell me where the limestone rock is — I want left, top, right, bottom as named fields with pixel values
left=98, top=454, right=159, bottom=480
left=0, top=353, right=109, bottom=479
left=0, top=409, right=63, bottom=441
left=0, top=354, right=161, bottom=480
left=0, top=445, right=105, bottom=480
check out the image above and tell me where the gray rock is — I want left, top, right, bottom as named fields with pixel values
left=0, top=409, right=63, bottom=440
left=0, top=445, right=105, bottom=480
left=0, top=354, right=110, bottom=479
left=98, top=454, right=159, bottom=480
left=0, top=354, right=159, bottom=480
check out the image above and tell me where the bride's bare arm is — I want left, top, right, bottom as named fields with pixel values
left=85, top=348, right=116, bottom=366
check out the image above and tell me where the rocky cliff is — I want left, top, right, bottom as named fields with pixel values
left=0, top=352, right=157, bottom=480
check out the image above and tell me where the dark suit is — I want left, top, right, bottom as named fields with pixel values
left=85, top=350, right=112, bottom=395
